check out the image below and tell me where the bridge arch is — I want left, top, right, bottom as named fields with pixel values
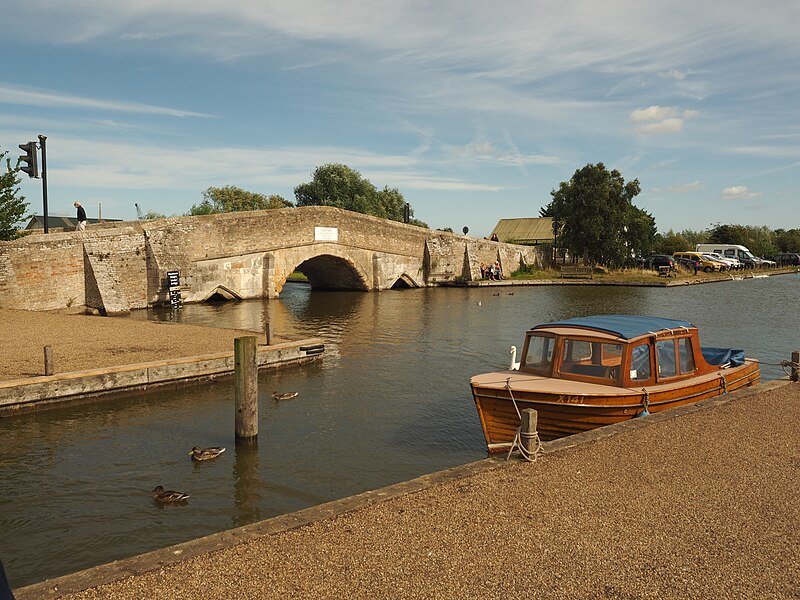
left=273, top=245, right=372, bottom=296
left=200, top=284, right=243, bottom=303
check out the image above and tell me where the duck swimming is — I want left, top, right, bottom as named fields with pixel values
left=272, top=391, right=299, bottom=401
left=151, top=486, right=190, bottom=503
left=189, top=446, right=226, bottom=461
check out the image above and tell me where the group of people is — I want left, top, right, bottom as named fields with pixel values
left=480, top=261, right=504, bottom=280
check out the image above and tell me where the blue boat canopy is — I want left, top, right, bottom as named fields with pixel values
left=534, top=315, right=695, bottom=340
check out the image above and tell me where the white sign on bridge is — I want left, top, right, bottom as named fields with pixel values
left=314, top=226, right=339, bottom=242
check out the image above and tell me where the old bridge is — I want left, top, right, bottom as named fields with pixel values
left=0, top=206, right=545, bottom=314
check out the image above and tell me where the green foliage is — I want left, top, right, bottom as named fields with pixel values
left=188, top=186, right=293, bottom=216
left=542, top=163, right=655, bottom=267
left=437, top=227, right=454, bottom=233
left=0, top=149, right=30, bottom=241
left=511, top=263, right=538, bottom=276
left=142, top=210, right=167, bottom=220
left=774, top=228, right=800, bottom=253
left=294, top=163, right=425, bottom=225
left=653, top=230, right=692, bottom=254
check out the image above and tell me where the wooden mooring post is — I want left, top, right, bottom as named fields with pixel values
left=234, top=336, right=258, bottom=444
left=792, top=351, right=799, bottom=382
left=264, top=322, right=272, bottom=346
left=43, top=346, right=54, bottom=376
left=520, top=408, right=539, bottom=456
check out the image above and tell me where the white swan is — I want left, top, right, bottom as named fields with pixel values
left=509, top=345, right=521, bottom=370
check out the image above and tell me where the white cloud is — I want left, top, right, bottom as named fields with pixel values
left=0, top=84, right=213, bottom=118
left=652, top=181, right=704, bottom=193
left=659, top=69, right=687, bottom=81
left=630, top=105, right=700, bottom=134
left=721, top=186, right=761, bottom=200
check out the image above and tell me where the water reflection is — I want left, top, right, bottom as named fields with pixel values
left=232, top=443, right=261, bottom=528
left=2, top=275, right=798, bottom=588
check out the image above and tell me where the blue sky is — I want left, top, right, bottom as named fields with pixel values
left=2, top=1, right=798, bottom=237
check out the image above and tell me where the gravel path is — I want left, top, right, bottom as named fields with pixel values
left=0, top=308, right=265, bottom=381
left=56, top=382, right=800, bottom=599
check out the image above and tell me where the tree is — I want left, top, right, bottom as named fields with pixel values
left=653, top=230, right=691, bottom=255
left=294, top=163, right=425, bottom=225
left=188, top=186, right=293, bottom=215
left=0, top=148, right=29, bottom=240
left=774, top=228, right=800, bottom=253
left=541, top=163, right=654, bottom=266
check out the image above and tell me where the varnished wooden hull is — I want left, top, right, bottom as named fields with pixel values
left=471, top=360, right=760, bottom=452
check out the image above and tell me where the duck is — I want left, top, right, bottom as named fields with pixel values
left=189, top=446, right=226, bottom=461
left=272, top=391, right=299, bottom=401
left=509, top=345, right=521, bottom=370
left=152, top=486, right=190, bottom=503
left=492, top=293, right=500, bottom=296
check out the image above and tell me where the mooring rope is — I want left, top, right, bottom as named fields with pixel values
left=758, top=359, right=800, bottom=377
left=639, top=388, right=650, bottom=417
left=719, top=373, right=728, bottom=394
left=504, top=377, right=543, bottom=462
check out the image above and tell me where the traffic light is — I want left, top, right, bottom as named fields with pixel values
left=18, top=141, right=39, bottom=178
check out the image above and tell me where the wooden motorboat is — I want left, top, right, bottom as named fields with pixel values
left=470, top=315, right=760, bottom=452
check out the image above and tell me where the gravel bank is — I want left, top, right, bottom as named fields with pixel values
left=49, top=382, right=800, bottom=599
left=0, top=308, right=266, bottom=381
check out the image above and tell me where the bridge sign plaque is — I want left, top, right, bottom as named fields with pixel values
left=314, top=226, right=338, bottom=242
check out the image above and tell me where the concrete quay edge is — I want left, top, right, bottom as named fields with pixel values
left=0, top=338, right=325, bottom=416
left=13, top=377, right=790, bottom=599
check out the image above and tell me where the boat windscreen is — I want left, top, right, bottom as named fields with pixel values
left=524, top=334, right=554, bottom=374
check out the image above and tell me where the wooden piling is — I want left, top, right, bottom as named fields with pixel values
left=792, top=351, right=799, bottom=382
left=264, top=322, right=272, bottom=346
left=520, top=408, right=539, bottom=455
left=234, top=336, right=258, bottom=444
left=43, top=346, right=54, bottom=376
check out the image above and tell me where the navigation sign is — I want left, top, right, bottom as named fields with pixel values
left=167, top=270, right=182, bottom=308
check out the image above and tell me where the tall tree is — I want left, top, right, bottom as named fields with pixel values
left=294, top=163, right=425, bottom=225
left=0, top=148, right=30, bottom=240
left=541, top=163, right=654, bottom=266
left=188, top=186, right=293, bottom=215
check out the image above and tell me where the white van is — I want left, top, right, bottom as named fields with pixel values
left=695, top=244, right=758, bottom=268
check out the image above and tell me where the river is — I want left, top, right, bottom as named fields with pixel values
left=1, top=275, right=797, bottom=588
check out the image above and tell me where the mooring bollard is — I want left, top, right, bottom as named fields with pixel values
left=792, top=351, right=799, bottom=382
left=234, top=336, right=258, bottom=444
left=264, top=322, right=272, bottom=346
left=43, top=346, right=54, bottom=376
left=520, top=408, right=539, bottom=456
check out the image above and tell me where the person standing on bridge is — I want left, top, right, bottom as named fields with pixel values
left=74, top=201, right=87, bottom=232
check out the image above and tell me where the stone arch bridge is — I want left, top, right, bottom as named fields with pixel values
left=0, top=206, right=545, bottom=314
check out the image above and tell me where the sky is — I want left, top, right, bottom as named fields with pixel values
left=2, top=1, right=799, bottom=238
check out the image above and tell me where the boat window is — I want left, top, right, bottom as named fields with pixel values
left=630, top=344, right=651, bottom=381
left=678, top=337, right=696, bottom=374
left=656, top=339, right=677, bottom=378
left=560, top=339, right=623, bottom=380
left=524, top=335, right=554, bottom=374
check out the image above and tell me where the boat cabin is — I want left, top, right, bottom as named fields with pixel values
left=519, top=315, right=743, bottom=388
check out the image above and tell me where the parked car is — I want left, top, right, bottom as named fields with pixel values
left=704, top=251, right=741, bottom=270
left=700, top=253, right=731, bottom=271
left=756, top=256, right=776, bottom=267
left=673, top=251, right=724, bottom=272
left=638, top=254, right=675, bottom=270
left=774, top=252, right=800, bottom=266
left=674, top=256, right=702, bottom=272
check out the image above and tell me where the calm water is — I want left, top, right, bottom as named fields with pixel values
left=2, top=275, right=798, bottom=588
